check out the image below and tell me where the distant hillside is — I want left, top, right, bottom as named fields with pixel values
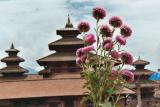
left=26, top=68, right=38, bottom=74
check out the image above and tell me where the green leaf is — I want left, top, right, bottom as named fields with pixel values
left=101, top=102, right=113, bottom=107
left=104, top=87, right=116, bottom=95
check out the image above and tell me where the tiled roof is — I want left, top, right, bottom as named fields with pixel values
left=0, top=66, right=28, bottom=73
left=131, top=69, right=153, bottom=75
left=133, top=59, right=150, bottom=66
left=1, top=56, right=24, bottom=62
left=49, top=38, right=84, bottom=46
left=37, top=52, right=76, bottom=65
left=0, top=73, right=135, bottom=100
left=56, top=28, right=80, bottom=36
left=0, top=78, right=86, bottom=100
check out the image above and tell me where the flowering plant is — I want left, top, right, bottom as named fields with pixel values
left=76, top=7, right=134, bottom=107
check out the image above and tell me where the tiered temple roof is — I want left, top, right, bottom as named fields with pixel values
left=37, top=16, right=84, bottom=76
left=0, top=43, right=28, bottom=77
left=132, top=57, right=153, bottom=76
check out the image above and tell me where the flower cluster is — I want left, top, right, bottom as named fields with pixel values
left=116, top=35, right=126, bottom=45
left=92, top=7, right=106, bottom=20
left=100, top=25, right=112, bottom=37
left=78, top=21, right=90, bottom=32
left=84, top=34, right=96, bottom=44
left=76, top=46, right=94, bottom=64
left=76, top=7, right=134, bottom=107
left=122, top=70, right=134, bottom=83
left=120, top=25, right=132, bottom=37
left=103, top=37, right=113, bottom=50
left=109, top=16, right=122, bottom=28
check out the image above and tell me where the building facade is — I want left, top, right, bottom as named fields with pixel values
left=128, top=57, right=160, bottom=107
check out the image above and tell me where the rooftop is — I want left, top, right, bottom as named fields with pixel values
left=0, top=73, right=135, bottom=100
left=133, top=56, right=150, bottom=66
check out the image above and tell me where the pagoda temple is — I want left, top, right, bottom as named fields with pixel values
left=0, top=43, right=28, bottom=77
left=37, top=16, right=84, bottom=77
left=128, top=57, right=160, bottom=107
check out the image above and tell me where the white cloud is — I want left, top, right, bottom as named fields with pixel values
left=0, top=0, right=159, bottom=72
left=0, top=0, right=68, bottom=71
left=66, top=0, right=160, bottom=71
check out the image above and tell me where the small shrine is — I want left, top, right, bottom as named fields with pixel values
left=129, top=57, right=160, bottom=107
left=0, top=43, right=28, bottom=77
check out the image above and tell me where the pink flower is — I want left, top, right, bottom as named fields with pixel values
left=120, top=25, right=132, bottom=37
left=103, top=37, right=113, bottom=50
left=82, top=46, right=95, bottom=53
left=109, top=16, right=123, bottom=28
left=110, top=70, right=119, bottom=76
left=76, top=48, right=85, bottom=57
left=110, top=50, right=121, bottom=59
left=84, top=34, right=96, bottom=44
left=103, top=43, right=112, bottom=50
left=100, top=25, right=112, bottom=37
left=121, top=52, right=133, bottom=64
left=78, top=21, right=90, bottom=32
left=108, top=70, right=119, bottom=80
left=76, top=57, right=82, bottom=65
left=76, top=55, right=87, bottom=65
left=92, top=7, right=106, bottom=20
left=116, top=35, right=126, bottom=45
left=103, top=37, right=112, bottom=45
left=121, top=70, right=134, bottom=83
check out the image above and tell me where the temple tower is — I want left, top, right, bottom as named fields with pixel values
left=0, top=43, right=28, bottom=77
left=129, top=57, right=159, bottom=107
left=132, top=56, right=152, bottom=81
left=37, top=16, right=84, bottom=77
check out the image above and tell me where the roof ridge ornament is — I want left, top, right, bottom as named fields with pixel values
left=65, top=14, right=73, bottom=28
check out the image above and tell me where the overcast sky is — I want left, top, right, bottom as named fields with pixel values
left=0, top=0, right=159, bottom=72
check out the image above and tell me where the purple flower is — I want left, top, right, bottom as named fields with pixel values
left=120, top=25, right=132, bottom=37
left=109, top=16, right=123, bottom=28
left=111, top=70, right=119, bottom=76
left=76, top=48, right=85, bottom=57
left=92, top=7, right=106, bottom=20
left=108, top=70, right=119, bottom=80
left=110, top=50, right=121, bottom=59
left=103, top=37, right=113, bottom=50
left=116, top=35, right=126, bottom=45
left=100, top=25, right=112, bottom=37
left=103, top=37, right=112, bottom=45
left=78, top=21, right=90, bottom=32
left=76, top=55, right=87, bottom=65
left=82, top=46, right=95, bottom=53
left=121, top=70, right=134, bottom=83
left=103, top=43, right=112, bottom=50
left=76, top=57, right=82, bottom=65
left=84, top=34, right=96, bottom=44
left=121, top=52, right=133, bottom=64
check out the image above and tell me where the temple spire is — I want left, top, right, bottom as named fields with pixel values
left=11, top=43, right=14, bottom=49
left=65, top=14, right=73, bottom=28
